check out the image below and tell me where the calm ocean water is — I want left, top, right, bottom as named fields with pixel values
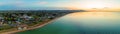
left=17, top=12, right=120, bottom=34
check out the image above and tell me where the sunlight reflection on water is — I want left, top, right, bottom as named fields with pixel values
left=18, top=12, right=120, bottom=34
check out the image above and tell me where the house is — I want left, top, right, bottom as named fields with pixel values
left=17, top=24, right=28, bottom=30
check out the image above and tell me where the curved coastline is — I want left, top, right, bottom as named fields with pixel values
left=0, top=17, right=59, bottom=34
left=0, top=12, right=76, bottom=34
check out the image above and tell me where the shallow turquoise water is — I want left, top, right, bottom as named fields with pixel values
left=17, top=12, right=120, bottom=34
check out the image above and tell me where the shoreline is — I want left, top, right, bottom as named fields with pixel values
left=0, top=12, right=78, bottom=34
left=0, top=17, right=60, bottom=34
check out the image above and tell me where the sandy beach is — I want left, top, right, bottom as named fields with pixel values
left=0, top=17, right=59, bottom=34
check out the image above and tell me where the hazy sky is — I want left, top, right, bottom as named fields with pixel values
left=0, top=0, right=120, bottom=10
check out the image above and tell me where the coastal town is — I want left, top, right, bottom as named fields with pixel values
left=0, top=10, right=81, bottom=34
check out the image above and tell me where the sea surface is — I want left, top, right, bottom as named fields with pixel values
left=17, top=12, right=120, bottom=34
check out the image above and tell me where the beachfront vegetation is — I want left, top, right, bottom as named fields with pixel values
left=0, top=10, right=81, bottom=31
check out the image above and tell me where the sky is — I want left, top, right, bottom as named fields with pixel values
left=0, top=0, right=120, bottom=10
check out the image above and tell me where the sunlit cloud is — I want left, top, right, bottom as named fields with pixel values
left=0, top=0, right=120, bottom=10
